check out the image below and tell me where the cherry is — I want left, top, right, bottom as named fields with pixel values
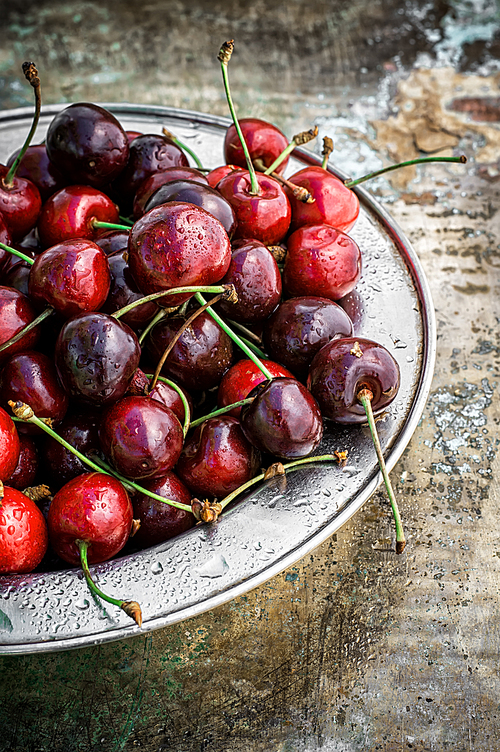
left=95, top=229, right=129, bottom=255
left=216, top=239, right=282, bottom=324
left=4, top=434, right=38, bottom=490
left=100, top=249, right=159, bottom=331
left=2, top=259, right=31, bottom=297
left=127, top=202, right=231, bottom=303
left=286, top=165, right=360, bottom=234
left=40, top=411, right=100, bottom=489
left=0, top=214, right=13, bottom=272
left=307, top=337, right=400, bottom=423
left=98, top=395, right=184, bottom=480
left=54, top=311, right=141, bottom=406
left=144, top=180, right=237, bottom=238
left=0, top=350, right=69, bottom=432
left=0, top=405, right=21, bottom=481
left=282, top=224, right=362, bottom=301
left=45, top=103, right=130, bottom=188
left=148, top=380, right=192, bottom=425
left=6, top=143, right=67, bottom=201
left=0, top=165, right=42, bottom=241
left=240, top=377, right=323, bottom=459
left=206, top=164, right=241, bottom=188
left=263, top=296, right=354, bottom=379
left=131, top=472, right=194, bottom=549
left=224, top=118, right=290, bottom=175
left=176, top=415, right=261, bottom=498
left=28, top=238, right=111, bottom=317
left=37, top=184, right=120, bottom=248
left=217, top=358, right=294, bottom=417
left=0, top=286, right=41, bottom=364
left=133, top=166, right=209, bottom=219
left=0, top=484, right=48, bottom=574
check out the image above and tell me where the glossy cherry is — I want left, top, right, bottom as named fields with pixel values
left=131, top=472, right=194, bottom=549
left=307, top=337, right=400, bottom=423
left=0, top=485, right=48, bottom=574
left=217, top=358, right=294, bottom=417
left=0, top=165, right=42, bottom=241
left=100, top=249, right=159, bottom=330
left=0, top=214, right=13, bottom=273
left=286, top=165, right=360, bottom=234
left=45, top=103, right=130, bottom=188
left=206, top=164, right=241, bottom=188
left=0, top=286, right=41, bottom=364
left=224, top=118, right=289, bottom=175
left=99, top=395, right=184, bottom=480
left=240, top=377, right=323, bottom=459
left=0, top=405, right=21, bottom=481
left=6, top=143, right=67, bottom=201
left=47, top=472, right=133, bottom=565
left=4, top=434, right=38, bottom=490
left=40, top=411, right=101, bottom=489
left=95, top=229, right=129, bottom=256
left=282, top=224, right=362, bottom=301
left=133, top=166, right=208, bottom=219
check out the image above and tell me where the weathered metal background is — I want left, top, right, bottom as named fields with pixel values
left=0, top=1, right=499, bottom=749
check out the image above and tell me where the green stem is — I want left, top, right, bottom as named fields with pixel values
left=144, top=373, right=191, bottom=437
left=357, top=389, right=405, bottom=554
left=195, top=292, right=273, bottom=380
left=4, top=63, right=41, bottom=187
left=0, top=241, right=34, bottom=266
left=345, top=155, right=467, bottom=188
left=138, top=309, right=168, bottom=345
left=219, top=43, right=260, bottom=196
left=0, top=306, right=54, bottom=354
left=111, top=285, right=227, bottom=319
left=119, top=215, right=134, bottom=227
left=189, top=397, right=254, bottom=429
left=163, top=128, right=203, bottom=169
left=91, top=220, right=132, bottom=232
left=219, top=454, right=338, bottom=511
left=78, top=540, right=142, bottom=626
left=263, top=142, right=296, bottom=176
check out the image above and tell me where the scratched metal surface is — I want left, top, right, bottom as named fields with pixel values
left=0, top=0, right=499, bottom=749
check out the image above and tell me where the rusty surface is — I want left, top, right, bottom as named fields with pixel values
left=0, top=0, right=500, bottom=749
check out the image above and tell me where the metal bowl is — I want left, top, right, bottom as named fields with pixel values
left=0, top=104, right=435, bottom=654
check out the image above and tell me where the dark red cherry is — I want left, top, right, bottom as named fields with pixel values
left=128, top=202, right=231, bottom=303
left=112, top=133, right=188, bottom=210
left=99, top=395, right=184, bottom=480
left=286, top=165, right=360, bottom=234
left=216, top=239, right=282, bottom=323
left=1, top=259, right=31, bottom=296
left=0, top=213, right=13, bottom=272
left=37, top=184, right=120, bottom=248
left=45, top=103, right=130, bottom=188
left=28, top=239, right=111, bottom=317
left=100, top=249, right=159, bottom=330
left=47, top=472, right=133, bottom=565
left=0, top=350, right=69, bottom=432
left=95, top=229, right=129, bottom=256
left=224, top=118, right=289, bottom=175
left=307, top=337, right=400, bottom=424
left=0, top=405, right=21, bottom=481
left=133, top=166, right=208, bottom=219
left=40, top=411, right=100, bottom=490
left=144, top=180, right=237, bottom=238
left=263, top=296, right=354, bottom=379
left=217, top=358, right=294, bottom=418
left=206, top=164, right=241, bottom=188
left=0, top=486, right=48, bottom=574
left=283, top=224, right=362, bottom=301
left=54, top=312, right=141, bottom=406
left=148, top=380, right=192, bottom=424
left=0, top=165, right=42, bottom=241
left=6, top=143, right=67, bottom=201
left=4, top=434, right=38, bottom=490
left=0, top=286, right=41, bottom=364
left=240, top=377, right=323, bottom=459
left=176, top=416, right=261, bottom=498
left=216, top=170, right=291, bottom=245
left=146, top=311, right=233, bottom=392
left=131, top=471, right=194, bottom=549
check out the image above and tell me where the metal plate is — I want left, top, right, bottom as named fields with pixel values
left=0, top=104, right=436, bottom=654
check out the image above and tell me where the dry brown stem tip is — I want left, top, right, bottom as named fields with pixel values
left=263, top=462, right=285, bottom=480
left=162, top=127, right=175, bottom=140
left=8, top=400, right=34, bottom=421
left=22, top=61, right=40, bottom=88
left=334, top=450, right=348, bottom=465
left=292, top=185, right=315, bottom=204
left=218, top=40, right=234, bottom=64
left=322, top=136, right=334, bottom=157
left=223, top=284, right=239, bottom=304
left=350, top=341, right=363, bottom=358
left=191, top=499, right=222, bottom=523
left=121, top=601, right=143, bottom=627
left=395, top=540, right=406, bottom=555
left=293, top=126, right=319, bottom=146
left=130, top=519, right=141, bottom=538
left=22, top=484, right=52, bottom=502
left=267, top=245, right=287, bottom=264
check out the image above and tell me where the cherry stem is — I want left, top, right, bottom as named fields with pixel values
left=9, top=400, right=194, bottom=514
left=194, top=291, right=274, bottom=380
left=226, top=319, right=262, bottom=345
left=144, top=373, right=191, bottom=437
left=218, top=40, right=260, bottom=196
left=345, top=155, right=467, bottom=188
left=321, top=136, right=334, bottom=170
left=262, top=127, right=319, bottom=176
left=254, top=159, right=314, bottom=203
left=111, top=284, right=232, bottom=320
left=162, top=127, right=203, bottom=169
left=148, top=291, right=226, bottom=393
left=219, top=454, right=338, bottom=512
left=138, top=309, right=168, bottom=345
left=189, top=397, right=254, bottom=429
left=77, top=540, right=143, bottom=627
left=0, top=241, right=34, bottom=266
left=119, top=215, right=134, bottom=227
left=357, top=388, right=406, bottom=554
left=0, top=306, right=54, bottom=354
left=4, top=63, right=41, bottom=187
left=91, top=219, right=132, bottom=233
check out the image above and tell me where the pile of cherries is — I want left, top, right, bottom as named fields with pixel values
left=0, top=48, right=462, bottom=625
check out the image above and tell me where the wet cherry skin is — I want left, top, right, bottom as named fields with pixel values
left=100, top=249, right=159, bottom=331
left=40, top=411, right=101, bottom=490
left=47, top=472, right=133, bottom=566
left=0, top=166, right=42, bottom=241
left=7, top=143, right=67, bottom=201
left=0, top=405, right=21, bottom=482
left=307, top=337, right=400, bottom=424
left=133, top=166, right=208, bottom=219
left=131, top=472, right=194, bottom=549
left=0, top=486, right=49, bottom=574
left=95, top=229, right=129, bottom=256
left=0, top=286, right=41, bottom=365
left=206, top=164, right=241, bottom=188
left=0, top=213, right=12, bottom=273
left=282, top=224, right=362, bottom=301
left=224, top=118, right=289, bottom=175
left=4, top=434, right=38, bottom=490
left=286, top=165, right=360, bottom=234
left=217, top=359, right=294, bottom=418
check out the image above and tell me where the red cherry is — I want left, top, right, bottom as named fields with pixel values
left=282, top=224, right=362, bottom=301
left=206, top=164, right=241, bottom=188
left=47, top=472, right=133, bottom=565
left=133, top=166, right=209, bottom=219
left=6, top=143, right=67, bottom=201
left=0, top=165, right=42, bottom=241
left=4, top=434, right=38, bottom=490
left=224, top=118, right=289, bottom=175
left=0, top=486, right=48, bottom=574
left=0, top=213, right=13, bottom=273
left=286, top=165, right=360, bottom=234
left=0, top=286, right=41, bottom=365
left=0, top=405, right=21, bottom=481
left=37, top=185, right=120, bottom=248
left=131, top=472, right=194, bottom=549
left=217, top=359, right=294, bottom=417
